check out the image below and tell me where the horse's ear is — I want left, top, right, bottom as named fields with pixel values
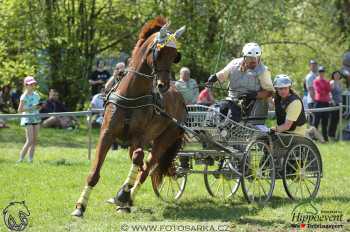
left=174, top=26, right=186, bottom=39
left=159, top=23, right=170, bottom=41
left=174, top=52, right=181, bottom=64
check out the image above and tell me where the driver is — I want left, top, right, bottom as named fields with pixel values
left=207, top=42, right=274, bottom=124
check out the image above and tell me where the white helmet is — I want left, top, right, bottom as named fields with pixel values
left=242, top=42, right=262, bottom=57
left=273, top=74, right=292, bottom=88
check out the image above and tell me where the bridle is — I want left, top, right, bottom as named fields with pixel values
left=126, top=39, right=172, bottom=84
left=105, top=25, right=185, bottom=109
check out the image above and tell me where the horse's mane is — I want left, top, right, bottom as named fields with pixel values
left=131, top=16, right=167, bottom=63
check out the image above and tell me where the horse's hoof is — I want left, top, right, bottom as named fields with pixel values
left=71, top=208, right=84, bottom=217
left=114, top=198, right=133, bottom=207
left=117, top=207, right=131, bottom=213
left=106, top=197, right=116, bottom=204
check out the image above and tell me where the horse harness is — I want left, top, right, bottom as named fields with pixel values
left=104, top=41, right=167, bottom=111
left=103, top=40, right=175, bottom=144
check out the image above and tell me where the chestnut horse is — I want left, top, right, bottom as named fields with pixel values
left=72, top=17, right=187, bottom=217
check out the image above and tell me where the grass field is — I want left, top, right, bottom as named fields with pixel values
left=0, top=121, right=350, bottom=232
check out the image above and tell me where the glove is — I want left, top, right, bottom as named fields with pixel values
left=207, top=74, right=218, bottom=83
left=267, top=128, right=276, bottom=135
left=239, top=92, right=257, bottom=100
left=245, top=91, right=257, bottom=100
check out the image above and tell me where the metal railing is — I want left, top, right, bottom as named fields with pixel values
left=0, top=109, right=103, bottom=160
left=0, top=104, right=347, bottom=160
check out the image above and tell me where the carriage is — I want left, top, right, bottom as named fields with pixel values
left=151, top=104, right=323, bottom=203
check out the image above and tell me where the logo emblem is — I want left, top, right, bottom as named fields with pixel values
left=3, top=201, right=30, bottom=231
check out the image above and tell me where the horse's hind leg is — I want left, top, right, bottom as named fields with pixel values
left=71, top=106, right=116, bottom=217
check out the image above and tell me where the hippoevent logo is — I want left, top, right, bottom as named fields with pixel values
left=291, top=200, right=344, bottom=230
left=2, top=201, right=30, bottom=231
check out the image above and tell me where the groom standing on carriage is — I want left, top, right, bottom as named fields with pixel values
left=207, top=42, right=274, bottom=124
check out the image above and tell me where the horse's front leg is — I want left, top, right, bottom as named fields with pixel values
left=71, top=107, right=116, bottom=217
left=130, top=126, right=185, bottom=203
left=129, top=152, right=158, bottom=200
left=114, top=145, right=145, bottom=212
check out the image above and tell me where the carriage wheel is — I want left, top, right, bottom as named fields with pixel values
left=282, top=144, right=321, bottom=200
left=241, top=140, right=275, bottom=203
left=203, top=158, right=240, bottom=199
left=151, top=157, right=187, bottom=203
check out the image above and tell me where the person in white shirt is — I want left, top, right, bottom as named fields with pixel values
left=175, top=67, right=199, bottom=105
left=90, top=87, right=105, bottom=127
left=207, top=42, right=274, bottom=124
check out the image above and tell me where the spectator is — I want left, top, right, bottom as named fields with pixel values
left=11, top=84, right=22, bottom=111
left=0, top=118, right=8, bottom=128
left=89, top=60, right=111, bottom=96
left=304, top=60, right=318, bottom=125
left=105, top=62, right=126, bottom=93
left=40, top=89, right=76, bottom=129
left=302, top=79, right=308, bottom=109
left=0, top=85, right=12, bottom=113
left=0, top=86, right=4, bottom=112
left=197, top=86, right=215, bottom=106
left=90, top=87, right=105, bottom=127
left=341, top=51, right=350, bottom=88
left=344, top=70, right=350, bottom=89
left=328, top=71, right=343, bottom=140
left=175, top=67, right=199, bottom=105
left=313, top=66, right=331, bottom=142
left=17, top=76, right=41, bottom=163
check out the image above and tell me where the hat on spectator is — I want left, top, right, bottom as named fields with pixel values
left=309, top=60, right=317, bottom=64
left=24, top=76, right=37, bottom=85
left=318, top=66, right=326, bottom=72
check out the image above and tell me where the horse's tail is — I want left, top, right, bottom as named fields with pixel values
left=152, top=133, right=184, bottom=187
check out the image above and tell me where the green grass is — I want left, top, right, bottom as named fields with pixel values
left=0, top=122, right=350, bottom=232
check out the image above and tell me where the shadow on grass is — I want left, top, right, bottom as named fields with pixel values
left=268, top=195, right=350, bottom=207
left=39, top=141, right=89, bottom=149
left=41, top=158, right=89, bottom=166
left=0, top=158, right=17, bottom=164
left=163, top=198, right=286, bottom=226
left=312, top=196, right=350, bottom=203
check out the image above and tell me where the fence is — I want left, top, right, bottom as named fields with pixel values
left=0, top=109, right=103, bottom=160
left=0, top=104, right=347, bottom=160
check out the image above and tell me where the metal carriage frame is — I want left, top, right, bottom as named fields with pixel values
left=151, top=104, right=323, bottom=204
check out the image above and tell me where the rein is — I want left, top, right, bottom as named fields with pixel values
left=125, top=68, right=155, bottom=80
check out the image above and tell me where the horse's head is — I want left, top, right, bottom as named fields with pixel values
left=149, top=24, right=185, bottom=93
left=131, top=17, right=185, bottom=94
